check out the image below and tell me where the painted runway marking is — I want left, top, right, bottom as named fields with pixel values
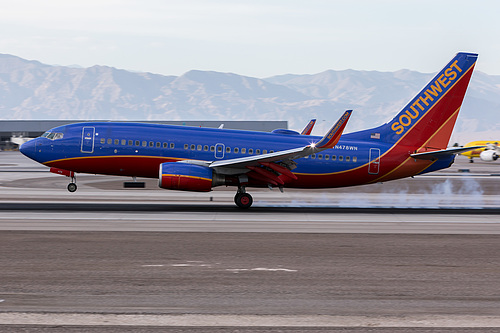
left=141, top=265, right=165, bottom=267
left=226, top=267, right=298, bottom=273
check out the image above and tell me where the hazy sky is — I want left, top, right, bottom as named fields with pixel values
left=1, top=0, right=498, bottom=77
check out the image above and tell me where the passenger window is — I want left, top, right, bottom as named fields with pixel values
left=339, top=156, right=343, bottom=161
left=135, top=140, right=140, bottom=146
left=121, top=139, right=126, bottom=145
left=184, top=144, right=188, bottom=149
left=107, top=138, right=112, bottom=144
left=332, top=155, right=336, bottom=161
left=256, top=149, right=260, bottom=155
left=325, top=155, right=330, bottom=160
left=226, top=147, right=231, bottom=153
left=353, top=156, right=357, bottom=162
left=217, top=146, right=223, bottom=152
left=114, top=139, right=119, bottom=145
left=191, top=144, right=196, bottom=150
left=128, top=140, right=133, bottom=146
left=210, top=146, right=215, bottom=152
left=263, top=150, right=267, bottom=154
left=197, top=145, right=202, bottom=151
left=234, top=147, right=239, bottom=153
left=156, top=142, right=161, bottom=148
left=346, top=156, right=350, bottom=162
left=142, top=141, right=147, bottom=147
left=241, top=148, right=246, bottom=154
left=100, top=138, right=105, bottom=144
left=311, top=154, right=316, bottom=159
left=204, top=145, right=208, bottom=151
left=163, top=142, right=168, bottom=148
left=318, top=154, right=323, bottom=160
left=149, top=141, right=154, bottom=147
left=248, top=148, right=253, bottom=155
left=170, top=143, right=175, bottom=149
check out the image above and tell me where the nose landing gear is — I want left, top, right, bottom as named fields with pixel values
left=49, top=168, right=78, bottom=193
left=67, top=174, right=77, bottom=192
left=67, top=181, right=77, bottom=192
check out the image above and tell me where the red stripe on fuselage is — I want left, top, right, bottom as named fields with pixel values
left=45, top=156, right=180, bottom=178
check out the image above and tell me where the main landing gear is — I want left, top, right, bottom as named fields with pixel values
left=234, top=186, right=253, bottom=209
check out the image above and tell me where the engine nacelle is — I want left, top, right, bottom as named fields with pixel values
left=480, top=150, right=499, bottom=162
left=159, top=162, right=214, bottom=192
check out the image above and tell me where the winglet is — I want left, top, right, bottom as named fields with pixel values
left=300, top=119, right=316, bottom=135
left=314, top=110, right=352, bottom=149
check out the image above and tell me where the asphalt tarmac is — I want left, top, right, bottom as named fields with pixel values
left=1, top=151, right=500, bottom=332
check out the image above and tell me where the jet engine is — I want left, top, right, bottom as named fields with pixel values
left=479, top=150, right=499, bottom=162
left=159, top=162, right=213, bottom=192
left=159, top=162, right=226, bottom=192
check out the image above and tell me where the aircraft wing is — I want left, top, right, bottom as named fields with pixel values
left=410, top=145, right=485, bottom=160
left=209, top=110, right=352, bottom=170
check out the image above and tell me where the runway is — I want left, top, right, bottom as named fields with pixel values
left=0, top=203, right=499, bottom=234
left=1, top=151, right=500, bottom=331
left=1, top=231, right=500, bottom=331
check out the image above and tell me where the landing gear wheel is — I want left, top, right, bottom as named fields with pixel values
left=235, top=193, right=253, bottom=209
left=67, top=183, right=77, bottom=192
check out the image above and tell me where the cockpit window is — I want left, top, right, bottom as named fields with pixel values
left=41, top=132, right=64, bottom=140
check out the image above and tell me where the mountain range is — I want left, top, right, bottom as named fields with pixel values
left=0, top=53, right=498, bottom=143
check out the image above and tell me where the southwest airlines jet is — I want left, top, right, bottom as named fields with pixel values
left=20, top=53, right=479, bottom=208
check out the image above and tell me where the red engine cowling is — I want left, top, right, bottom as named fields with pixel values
left=159, top=162, right=213, bottom=192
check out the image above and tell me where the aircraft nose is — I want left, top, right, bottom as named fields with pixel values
left=20, top=139, right=37, bottom=160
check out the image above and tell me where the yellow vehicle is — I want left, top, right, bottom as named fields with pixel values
left=460, top=141, right=499, bottom=162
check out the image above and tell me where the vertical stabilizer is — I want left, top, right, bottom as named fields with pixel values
left=377, top=52, right=477, bottom=150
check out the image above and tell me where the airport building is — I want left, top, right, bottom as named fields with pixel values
left=0, top=120, right=288, bottom=150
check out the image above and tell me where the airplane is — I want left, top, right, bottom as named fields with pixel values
left=460, top=140, right=499, bottom=162
left=20, top=52, right=480, bottom=209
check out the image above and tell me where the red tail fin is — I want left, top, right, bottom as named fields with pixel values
left=381, top=52, right=477, bottom=150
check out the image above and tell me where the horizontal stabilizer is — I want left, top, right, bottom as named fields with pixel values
left=410, top=146, right=485, bottom=160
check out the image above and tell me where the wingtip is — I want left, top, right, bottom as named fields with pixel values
left=314, top=110, right=352, bottom=149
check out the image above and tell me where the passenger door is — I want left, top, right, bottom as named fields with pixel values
left=81, top=127, right=95, bottom=153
